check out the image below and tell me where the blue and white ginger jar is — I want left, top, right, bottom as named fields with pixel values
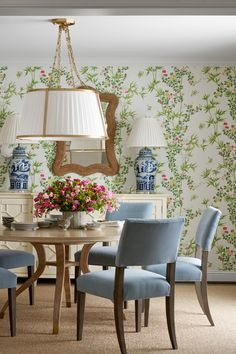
left=9, top=145, right=30, bottom=191
left=134, top=147, right=157, bottom=192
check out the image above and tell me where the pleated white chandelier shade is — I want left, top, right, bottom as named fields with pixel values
left=17, top=88, right=107, bottom=141
left=127, top=117, right=167, bottom=148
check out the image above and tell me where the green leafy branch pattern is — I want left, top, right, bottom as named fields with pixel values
left=0, top=64, right=235, bottom=271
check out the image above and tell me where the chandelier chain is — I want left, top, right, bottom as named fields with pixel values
left=50, top=22, right=86, bottom=88
left=65, top=27, right=76, bottom=87
left=50, top=26, right=62, bottom=87
left=64, top=26, right=86, bottom=87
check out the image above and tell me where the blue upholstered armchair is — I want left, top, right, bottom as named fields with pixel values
left=76, top=218, right=184, bottom=353
left=0, top=267, right=17, bottom=336
left=144, top=206, right=221, bottom=326
left=74, top=202, right=154, bottom=302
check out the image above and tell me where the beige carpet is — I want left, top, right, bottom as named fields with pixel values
left=0, top=283, right=235, bottom=354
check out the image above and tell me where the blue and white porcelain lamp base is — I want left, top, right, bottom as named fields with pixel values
left=134, top=147, right=157, bottom=193
left=9, top=144, right=30, bottom=191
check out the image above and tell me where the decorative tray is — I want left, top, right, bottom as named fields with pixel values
left=11, top=222, right=38, bottom=231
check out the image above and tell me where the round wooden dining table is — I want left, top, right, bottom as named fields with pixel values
left=0, top=226, right=121, bottom=334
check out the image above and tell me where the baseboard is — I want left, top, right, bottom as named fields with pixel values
left=208, top=271, right=236, bottom=282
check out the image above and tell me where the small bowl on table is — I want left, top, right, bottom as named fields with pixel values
left=2, top=217, right=14, bottom=229
left=38, top=220, right=53, bottom=228
left=11, top=222, right=38, bottom=231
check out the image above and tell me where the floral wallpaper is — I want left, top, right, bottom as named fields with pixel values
left=0, top=64, right=235, bottom=272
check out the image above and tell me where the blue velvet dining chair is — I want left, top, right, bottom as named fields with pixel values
left=0, top=267, right=17, bottom=336
left=144, top=206, right=221, bottom=327
left=76, top=217, right=184, bottom=353
left=0, top=249, right=35, bottom=305
left=74, top=202, right=154, bottom=302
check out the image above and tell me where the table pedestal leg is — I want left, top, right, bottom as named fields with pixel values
left=80, top=243, right=96, bottom=274
left=53, top=244, right=65, bottom=334
left=0, top=243, right=46, bottom=318
left=64, top=245, right=71, bottom=308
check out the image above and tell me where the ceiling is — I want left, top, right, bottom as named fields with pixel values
left=0, top=15, right=236, bottom=64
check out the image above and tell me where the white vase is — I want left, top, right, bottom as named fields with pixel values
left=62, top=211, right=87, bottom=229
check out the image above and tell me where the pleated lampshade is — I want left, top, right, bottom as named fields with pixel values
left=0, top=114, right=18, bottom=145
left=17, top=88, right=107, bottom=141
left=127, top=117, right=167, bottom=148
left=0, top=115, right=19, bottom=157
left=0, top=114, right=38, bottom=157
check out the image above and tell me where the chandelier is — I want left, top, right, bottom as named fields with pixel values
left=17, top=18, right=107, bottom=141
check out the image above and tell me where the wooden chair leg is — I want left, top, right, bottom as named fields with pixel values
left=114, top=295, right=127, bottom=354
left=77, top=291, right=86, bottom=341
left=74, top=266, right=81, bottom=303
left=144, top=299, right=150, bottom=327
left=195, top=282, right=205, bottom=313
left=8, top=288, right=16, bottom=337
left=123, top=301, right=128, bottom=309
left=166, top=295, right=177, bottom=350
left=201, top=279, right=214, bottom=326
left=135, top=300, right=142, bottom=332
left=27, top=265, right=34, bottom=305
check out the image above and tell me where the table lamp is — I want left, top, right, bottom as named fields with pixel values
left=127, top=117, right=167, bottom=193
left=0, top=114, right=31, bottom=191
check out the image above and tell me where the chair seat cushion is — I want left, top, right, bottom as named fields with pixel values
left=144, top=257, right=202, bottom=282
left=177, top=256, right=201, bottom=267
left=75, top=246, right=118, bottom=267
left=0, top=249, right=35, bottom=269
left=77, top=268, right=170, bottom=301
left=0, top=268, right=17, bottom=289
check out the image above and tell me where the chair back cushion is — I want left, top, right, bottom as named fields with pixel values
left=105, top=202, right=154, bottom=221
left=115, top=218, right=184, bottom=267
left=195, top=206, right=221, bottom=251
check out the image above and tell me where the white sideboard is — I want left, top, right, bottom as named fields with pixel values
left=0, top=192, right=169, bottom=278
left=116, top=193, right=169, bottom=219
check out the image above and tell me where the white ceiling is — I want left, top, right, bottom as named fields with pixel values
left=0, top=16, right=236, bottom=64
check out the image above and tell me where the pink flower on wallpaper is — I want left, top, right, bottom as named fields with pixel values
left=40, top=69, right=46, bottom=77
left=223, top=226, right=229, bottom=233
left=162, top=69, right=168, bottom=76
left=223, top=122, right=229, bottom=129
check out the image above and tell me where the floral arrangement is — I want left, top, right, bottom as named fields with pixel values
left=34, top=177, right=118, bottom=217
